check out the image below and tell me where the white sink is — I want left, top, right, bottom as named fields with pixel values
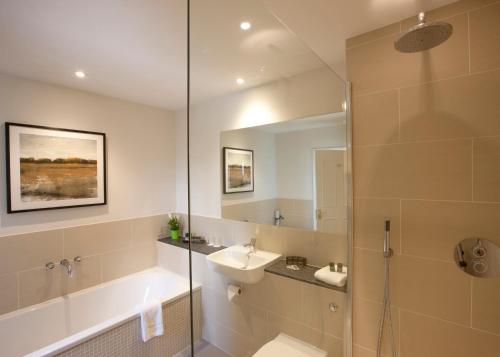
left=206, top=245, right=281, bottom=284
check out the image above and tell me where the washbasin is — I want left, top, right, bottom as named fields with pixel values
left=206, top=245, right=281, bottom=284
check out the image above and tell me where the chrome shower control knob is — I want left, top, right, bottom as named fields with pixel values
left=74, top=256, right=82, bottom=263
left=472, top=245, right=487, bottom=258
left=472, top=260, right=488, bottom=274
left=329, top=303, right=338, bottom=312
left=45, top=262, right=55, bottom=270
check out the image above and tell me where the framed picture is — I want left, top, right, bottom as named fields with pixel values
left=223, top=147, right=254, bottom=194
left=5, top=122, right=107, bottom=213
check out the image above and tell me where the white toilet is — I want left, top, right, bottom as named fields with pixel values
left=253, top=333, right=328, bottom=357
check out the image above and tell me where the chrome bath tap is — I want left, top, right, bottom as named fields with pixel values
left=60, top=259, right=73, bottom=277
left=244, top=238, right=257, bottom=254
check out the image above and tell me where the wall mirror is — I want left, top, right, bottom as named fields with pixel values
left=221, top=112, right=347, bottom=234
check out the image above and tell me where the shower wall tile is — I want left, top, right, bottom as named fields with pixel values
left=400, top=310, right=500, bottom=357
left=64, top=220, right=132, bottom=258
left=0, top=273, right=18, bottom=315
left=353, top=298, right=400, bottom=356
left=400, top=70, right=500, bottom=141
left=401, top=200, right=500, bottom=261
left=353, top=345, right=376, bottom=357
left=354, top=198, right=400, bottom=252
left=470, top=2, right=500, bottom=73
left=348, top=0, right=500, bottom=353
left=347, top=13, right=469, bottom=96
left=352, top=90, right=399, bottom=146
left=391, top=255, right=472, bottom=325
left=473, top=136, right=500, bottom=201
left=0, top=230, right=63, bottom=275
left=471, top=276, right=500, bottom=334
left=346, top=22, right=401, bottom=49
left=355, top=139, right=473, bottom=200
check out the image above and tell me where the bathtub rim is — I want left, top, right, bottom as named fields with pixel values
left=0, top=267, right=200, bottom=357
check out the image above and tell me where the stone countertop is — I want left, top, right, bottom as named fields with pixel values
left=158, top=238, right=346, bottom=293
left=264, top=260, right=347, bottom=293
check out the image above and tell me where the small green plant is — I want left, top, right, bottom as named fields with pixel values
left=168, top=215, right=181, bottom=231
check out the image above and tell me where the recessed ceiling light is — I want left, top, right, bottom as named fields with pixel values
left=74, top=71, right=85, bottom=78
left=240, top=21, right=251, bottom=31
left=236, top=78, right=245, bottom=85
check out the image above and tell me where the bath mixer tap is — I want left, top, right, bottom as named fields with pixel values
left=60, top=259, right=73, bottom=277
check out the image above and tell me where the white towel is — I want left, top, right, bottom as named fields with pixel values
left=314, top=266, right=347, bottom=287
left=138, top=299, right=164, bottom=342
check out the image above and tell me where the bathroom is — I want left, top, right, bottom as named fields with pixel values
left=0, top=0, right=499, bottom=356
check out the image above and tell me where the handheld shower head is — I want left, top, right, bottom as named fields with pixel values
left=384, top=218, right=393, bottom=257
left=395, top=12, right=453, bottom=53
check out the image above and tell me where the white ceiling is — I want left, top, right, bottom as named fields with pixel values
left=0, top=0, right=457, bottom=110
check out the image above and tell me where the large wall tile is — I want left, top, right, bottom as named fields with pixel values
left=400, top=70, right=500, bottom=141
left=391, top=255, right=471, bottom=325
left=353, top=248, right=385, bottom=302
left=0, top=273, right=18, bottom=315
left=64, top=220, right=132, bottom=258
left=472, top=277, right=500, bottom=334
left=346, top=22, right=401, bottom=49
left=401, top=200, right=500, bottom=261
left=65, top=255, right=102, bottom=294
left=19, top=267, right=62, bottom=307
left=101, top=243, right=155, bottom=282
left=353, top=298, right=399, bottom=356
left=0, top=230, right=63, bottom=275
left=347, top=14, right=468, bottom=95
left=400, top=310, right=500, bottom=357
left=352, top=90, right=399, bottom=146
left=354, top=198, right=400, bottom=252
left=470, top=2, right=500, bottom=73
left=355, top=140, right=473, bottom=200
left=473, top=136, right=500, bottom=201
left=131, top=214, right=167, bottom=246
left=310, top=232, right=348, bottom=267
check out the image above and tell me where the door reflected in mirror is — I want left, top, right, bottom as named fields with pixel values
left=221, top=112, right=347, bottom=233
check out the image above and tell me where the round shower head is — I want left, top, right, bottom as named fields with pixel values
left=395, top=12, right=453, bottom=53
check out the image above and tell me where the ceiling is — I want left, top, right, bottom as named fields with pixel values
left=0, top=0, right=457, bottom=110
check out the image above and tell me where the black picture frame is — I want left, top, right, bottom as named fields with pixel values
left=5, top=122, right=107, bottom=213
left=222, top=147, right=254, bottom=194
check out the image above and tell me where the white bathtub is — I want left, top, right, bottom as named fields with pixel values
left=0, top=267, right=200, bottom=357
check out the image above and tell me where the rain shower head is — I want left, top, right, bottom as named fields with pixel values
left=394, top=12, right=453, bottom=53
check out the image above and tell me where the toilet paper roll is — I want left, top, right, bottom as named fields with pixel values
left=227, top=284, right=241, bottom=302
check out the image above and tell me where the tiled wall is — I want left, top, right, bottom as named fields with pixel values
left=346, top=1, right=500, bottom=356
left=221, top=198, right=314, bottom=230
left=0, top=214, right=167, bottom=315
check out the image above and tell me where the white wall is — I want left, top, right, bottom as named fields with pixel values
left=275, top=124, right=346, bottom=200
left=175, top=66, right=345, bottom=217
left=221, top=128, right=276, bottom=206
left=0, top=73, right=176, bottom=235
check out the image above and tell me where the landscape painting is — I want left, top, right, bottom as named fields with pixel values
left=223, top=147, right=254, bottom=193
left=6, top=123, right=106, bottom=213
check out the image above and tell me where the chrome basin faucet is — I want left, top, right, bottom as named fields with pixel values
left=60, top=259, right=73, bottom=277
left=244, top=238, right=257, bottom=254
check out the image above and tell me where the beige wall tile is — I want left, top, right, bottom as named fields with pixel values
left=230, top=220, right=260, bottom=246
left=400, top=70, right=500, bottom=141
left=346, top=23, right=401, bottom=49
left=354, top=198, right=400, bottom=252
left=353, top=248, right=385, bottom=302
left=64, top=220, right=132, bottom=258
left=473, top=137, right=500, bottom=202
left=400, top=310, right=500, bottom=357
left=0, top=230, right=63, bottom=275
left=203, top=320, right=257, bottom=357
left=470, top=2, right=500, bottom=73
left=353, top=298, right=399, bottom=355
left=101, top=242, right=156, bottom=282
left=65, top=255, right=102, bottom=294
left=131, top=214, right=167, bottom=246
left=401, top=200, right=500, bottom=261
left=353, top=344, right=376, bottom=357
left=392, top=255, right=471, bottom=325
left=353, top=91, right=399, bottom=146
left=19, top=267, right=62, bottom=307
left=301, top=284, right=345, bottom=338
left=355, top=140, right=473, bottom=200
left=0, top=273, right=18, bottom=315
left=347, top=14, right=468, bottom=95
left=472, top=277, right=500, bottom=334
left=310, top=232, right=348, bottom=267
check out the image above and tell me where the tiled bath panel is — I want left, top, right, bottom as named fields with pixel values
left=55, top=291, right=201, bottom=357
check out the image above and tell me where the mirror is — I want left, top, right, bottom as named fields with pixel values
left=221, top=112, right=347, bottom=234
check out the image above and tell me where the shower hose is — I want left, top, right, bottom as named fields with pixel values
left=376, top=222, right=397, bottom=357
